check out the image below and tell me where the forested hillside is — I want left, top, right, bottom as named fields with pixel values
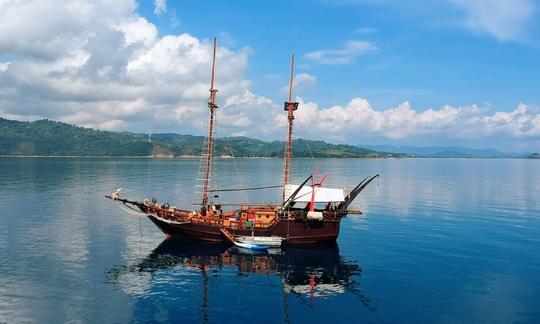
left=0, top=118, right=401, bottom=158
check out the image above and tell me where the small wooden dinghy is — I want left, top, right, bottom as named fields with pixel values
left=236, top=235, right=283, bottom=248
left=221, top=229, right=283, bottom=250
left=233, top=241, right=271, bottom=250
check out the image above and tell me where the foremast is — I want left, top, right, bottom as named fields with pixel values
left=282, top=54, right=299, bottom=201
left=202, top=37, right=218, bottom=207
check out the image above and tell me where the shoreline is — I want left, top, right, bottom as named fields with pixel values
left=0, top=155, right=531, bottom=160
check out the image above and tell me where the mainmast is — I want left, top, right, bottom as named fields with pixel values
left=202, top=37, right=218, bottom=207
left=282, top=53, right=299, bottom=201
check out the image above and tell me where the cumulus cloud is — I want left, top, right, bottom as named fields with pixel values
left=304, top=40, right=377, bottom=65
left=0, top=0, right=251, bottom=132
left=0, top=1, right=538, bottom=151
left=220, top=90, right=284, bottom=135
left=280, top=73, right=316, bottom=95
left=291, top=98, right=540, bottom=143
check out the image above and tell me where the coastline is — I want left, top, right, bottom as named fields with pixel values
left=0, top=155, right=532, bottom=160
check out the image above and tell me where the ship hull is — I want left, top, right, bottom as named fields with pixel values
left=148, top=216, right=340, bottom=244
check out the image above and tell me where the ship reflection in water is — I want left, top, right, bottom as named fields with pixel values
left=107, top=239, right=373, bottom=322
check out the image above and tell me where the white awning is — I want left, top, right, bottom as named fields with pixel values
left=284, top=184, right=345, bottom=203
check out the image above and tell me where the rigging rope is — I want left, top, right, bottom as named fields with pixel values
left=207, top=184, right=283, bottom=192
left=117, top=202, right=146, bottom=216
left=304, top=138, right=317, bottom=174
left=138, top=208, right=143, bottom=259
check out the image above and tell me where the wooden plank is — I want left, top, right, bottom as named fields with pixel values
left=220, top=228, right=236, bottom=244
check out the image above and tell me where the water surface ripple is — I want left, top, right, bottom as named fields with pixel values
left=0, top=158, right=539, bottom=323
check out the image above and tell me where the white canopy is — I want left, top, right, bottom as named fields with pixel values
left=284, top=184, right=345, bottom=203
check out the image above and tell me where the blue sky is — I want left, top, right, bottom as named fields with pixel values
left=139, top=0, right=540, bottom=110
left=0, top=0, right=539, bottom=152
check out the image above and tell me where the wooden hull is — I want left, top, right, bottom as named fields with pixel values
left=148, top=216, right=340, bottom=244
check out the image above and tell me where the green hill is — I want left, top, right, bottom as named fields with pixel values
left=0, top=118, right=152, bottom=156
left=0, top=117, right=401, bottom=158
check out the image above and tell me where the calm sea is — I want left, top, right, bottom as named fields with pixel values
left=0, top=157, right=539, bottom=323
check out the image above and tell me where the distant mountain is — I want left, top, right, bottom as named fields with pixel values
left=0, top=117, right=401, bottom=158
left=0, top=118, right=153, bottom=156
left=528, top=153, right=540, bottom=159
left=150, top=134, right=402, bottom=158
left=361, top=144, right=516, bottom=158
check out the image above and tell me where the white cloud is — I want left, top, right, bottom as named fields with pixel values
left=0, top=1, right=538, bottom=151
left=0, top=0, right=251, bottom=134
left=169, top=10, right=180, bottom=28
left=330, top=0, right=537, bottom=42
left=115, top=17, right=158, bottom=47
left=153, top=0, right=167, bottom=15
left=280, top=73, right=317, bottom=95
left=220, top=90, right=283, bottom=134
left=304, top=40, right=377, bottom=64
left=357, top=27, right=377, bottom=34
left=293, top=73, right=317, bottom=87
left=451, top=0, right=536, bottom=41
left=292, top=98, right=540, bottom=142
left=0, top=62, right=10, bottom=72
left=264, top=73, right=281, bottom=80
left=0, top=0, right=137, bottom=60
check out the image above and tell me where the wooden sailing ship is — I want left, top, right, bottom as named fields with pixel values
left=106, top=38, right=379, bottom=244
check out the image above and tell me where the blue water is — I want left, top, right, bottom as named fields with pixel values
left=0, top=157, right=539, bottom=323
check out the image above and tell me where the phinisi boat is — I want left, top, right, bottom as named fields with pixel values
left=106, top=38, right=379, bottom=244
